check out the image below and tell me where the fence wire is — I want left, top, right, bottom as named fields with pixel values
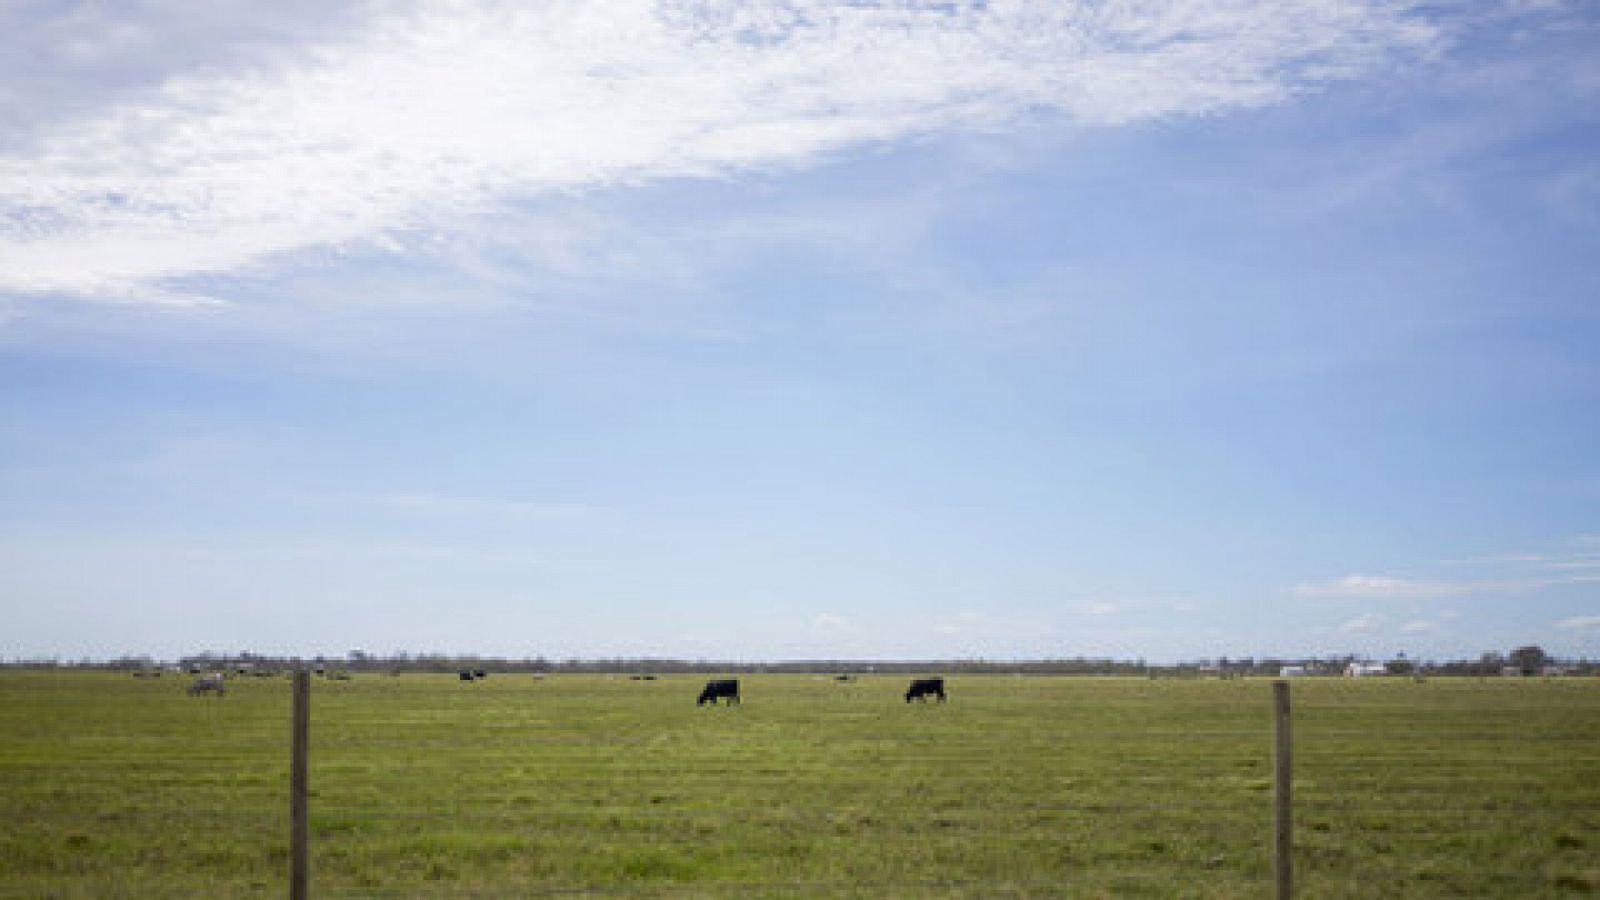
left=5, top=676, right=1598, bottom=898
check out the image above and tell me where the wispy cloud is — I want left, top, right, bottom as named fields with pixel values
left=812, top=612, right=848, bottom=629
left=1557, top=615, right=1600, bottom=631
left=1294, top=568, right=1600, bottom=600
left=1338, top=613, right=1381, bottom=633
left=0, top=0, right=1438, bottom=300
left=1295, top=574, right=1451, bottom=600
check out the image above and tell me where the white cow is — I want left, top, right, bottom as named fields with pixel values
left=188, top=673, right=226, bottom=697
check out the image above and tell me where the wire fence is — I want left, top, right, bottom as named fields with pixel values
left=3, top=674, right=1598, bottom=897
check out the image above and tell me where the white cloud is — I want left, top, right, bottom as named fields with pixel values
left=1338, top=613, right=1381, bottom=633
left=1086, top=602, right=1120, bottom=616
left=1295, top=574, right=1455, bottom=599
left=1557, top=615, right=1600, bottom=630
left=1398, top=619, right=1439, bottom=633
left=1294, top=570, right=1600, bottom=599
left=0, top=0, right=1439, bottom=300
left=812, top=612, right=848, bottom=629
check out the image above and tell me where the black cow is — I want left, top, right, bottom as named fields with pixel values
left=905, top=677, right=946, bottom=703
left=697, top=679, right=740, bottom=706
left=459, top=671, right=475, bottom=681
left=188, top=673, right=226, bottom=697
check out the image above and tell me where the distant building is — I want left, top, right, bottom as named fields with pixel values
left=1345, top=662, right=1387, bottom=677
left=1501, top=666, right=1523, bottom=677
left=1278, top=665, right=1309, bottom=677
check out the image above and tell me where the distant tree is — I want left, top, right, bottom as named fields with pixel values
left=1385, top=658, right=1416, bottom=676
left=1476, top=651, right=1507, bottom=676
left=1509, top=645, right=1548, bottom=675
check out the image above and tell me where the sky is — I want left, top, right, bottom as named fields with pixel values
left=1, top=0, right=1598, bottom=664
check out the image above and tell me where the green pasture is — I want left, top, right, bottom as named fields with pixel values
left=1, top=672, right=1596, bottom=897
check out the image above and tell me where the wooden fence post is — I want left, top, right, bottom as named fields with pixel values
left=291, top=670, right=310, bottom=900
left=1273, top=679, right=1293, bottom=900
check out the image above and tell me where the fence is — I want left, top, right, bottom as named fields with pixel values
left=2, top=671, right=1596, bottom=897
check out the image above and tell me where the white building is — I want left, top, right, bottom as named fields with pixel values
left=1345, top=662, right=1388, bottom=677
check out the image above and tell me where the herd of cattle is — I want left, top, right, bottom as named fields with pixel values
left=181, top=672, right=949, bottom=704
left=693, top=677, right=946, bottom=704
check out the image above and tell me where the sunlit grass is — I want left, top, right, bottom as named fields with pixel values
left=1, top=672, right=1596, bottom=897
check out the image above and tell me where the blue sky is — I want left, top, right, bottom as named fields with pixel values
left=2, top=1, right=1598, bottom=663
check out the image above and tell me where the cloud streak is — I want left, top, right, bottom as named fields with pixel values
left=1294, top=572, right=1600, bottom=600
left=1295, top=538, right=1600, bottom=600
left=0, top=0, right=1437, bottom=300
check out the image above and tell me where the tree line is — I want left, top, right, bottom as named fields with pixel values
left=1, top=645, right=1591, bottom=677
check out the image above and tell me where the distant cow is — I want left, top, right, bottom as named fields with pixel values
left=905, top=678, right=946, bottom=703
left=188, top=673, right=226, bottom=697
left=459, top=671, right=475, bottom=681
left=473, top=670, right=487, bottom=679
left=697, top=679, right=740, bottom=706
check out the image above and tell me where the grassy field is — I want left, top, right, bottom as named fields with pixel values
left=1, top=671, right=1597, bottom=898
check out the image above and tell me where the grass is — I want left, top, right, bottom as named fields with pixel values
left=1, top=672, right=1597, bottom=897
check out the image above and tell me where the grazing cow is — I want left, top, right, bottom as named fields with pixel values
left=459, top=671, right=475, bottom=681
left=905, top=678, right=946, bottom=703
left=697, top=679, right=740, bottom=706
left=833, top=675, right=855, bottom=683
left=188, top=673, right=226, bottom=697
left=472, top=669, right=487, bottom=679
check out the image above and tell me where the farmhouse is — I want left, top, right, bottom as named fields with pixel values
left=1278, top=665, right=1309, bottom=677
left=1345, top=662, right=1387, bottom=677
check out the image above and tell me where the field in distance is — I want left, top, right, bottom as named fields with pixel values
left=1, top=671, right=1597, bottom=897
